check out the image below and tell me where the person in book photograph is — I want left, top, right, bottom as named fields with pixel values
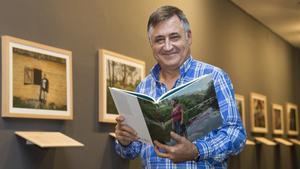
left=171, top=99, right=185, bottom=136
left=114, top=5, right=246, bottom=168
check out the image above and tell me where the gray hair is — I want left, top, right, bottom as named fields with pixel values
left=147, top=6, right=190, bottom=40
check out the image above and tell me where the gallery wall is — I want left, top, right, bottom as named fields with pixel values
left=0, top=0, right=299, bottom=169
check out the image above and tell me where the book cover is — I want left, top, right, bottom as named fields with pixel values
left=110, top=74, right=223, bottom=146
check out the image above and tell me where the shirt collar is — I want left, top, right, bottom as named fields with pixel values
left=150, top=56, right=193, bottom=81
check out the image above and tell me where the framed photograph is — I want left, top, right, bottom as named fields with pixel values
left=286, top=103, right=299, bottom=135
left=98, top=49, right=145, bottom=123
left=1, top=35, right=73, bottom=120
left=250, top=92, right=268, bottom=133
left=235, top=94, right=246, bottom=127
left=272, top=104, right=284, bottom=135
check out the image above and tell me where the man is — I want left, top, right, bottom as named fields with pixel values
left=39, top=73, right=49, bottom=104
left=115, top=5, right=246, bottom=168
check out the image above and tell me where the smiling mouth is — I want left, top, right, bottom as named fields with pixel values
left=161, top=52, right=178, bottom=56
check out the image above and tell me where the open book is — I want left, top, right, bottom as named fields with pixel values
left=110, top=74, right=222, bottom=146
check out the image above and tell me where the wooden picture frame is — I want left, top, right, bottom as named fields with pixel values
left=250, top=92, right=268, bottom=133
left=286, top=103, right=299, bottom=136
left=98, top=49, right=145, bottom=123
left=272, top=104, right=284, bottom=135
left=1, top=35, right=73, bottom=120
left=235, top=94, right=246, bottom=128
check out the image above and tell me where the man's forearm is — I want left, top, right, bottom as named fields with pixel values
left=194, top=122, right=246, bottom=161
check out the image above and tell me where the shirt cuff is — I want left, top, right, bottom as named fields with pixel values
left=115, top=140, right=141, bottom=159
left=115, top=139, right=132, bottom=148
left=194, top=140, right=211, bottom=160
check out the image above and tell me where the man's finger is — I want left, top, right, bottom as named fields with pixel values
left=116, top=129, right=138, bottom=141
left=154, top=140, right=172, bottom=152
left=119, top=124, right=137, bottom=137
left=115, top=123, right=138, bottom=140
left=154, top=145, right=170, bottom=158
left=115, top=115, right=125, bottom=122
left=116, top=135, right=134, bottom=143
left=170, top=131, right=184, bottom=143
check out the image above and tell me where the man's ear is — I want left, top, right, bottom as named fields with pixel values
left=186, top=30, right=192, bottom=45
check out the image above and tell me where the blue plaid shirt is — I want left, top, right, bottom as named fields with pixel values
left=115, top=57, right=246, bottom=169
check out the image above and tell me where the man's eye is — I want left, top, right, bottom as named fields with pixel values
left=155, top=38, right=164, bottom=44
left=170, top=35, right=180, bottom=41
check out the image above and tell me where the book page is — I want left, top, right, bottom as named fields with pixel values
left=110, top=88, right=153, bottom=145
left=136, top=74, right=222, bottom=145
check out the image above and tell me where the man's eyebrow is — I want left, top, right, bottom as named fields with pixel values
left=170, top=32, right=180, bottom=36
left=154, top=35, right=165, bottom=39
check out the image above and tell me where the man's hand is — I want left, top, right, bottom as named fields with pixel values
left=154, top=131, right=199, bottom=163
left=115, top=116, right=139, bottom=146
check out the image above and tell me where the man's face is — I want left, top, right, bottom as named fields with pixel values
left=171, top=100, right=175, bottom=106
left=149, top=15, right=192, bottom=71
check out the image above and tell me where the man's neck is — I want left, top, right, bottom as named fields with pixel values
left=159, top=69, right=180, bottom=90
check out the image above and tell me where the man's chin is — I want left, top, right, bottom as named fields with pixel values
left=160, top=63, right=181, bottom=70
left=157, top=55, right=181, bottom=64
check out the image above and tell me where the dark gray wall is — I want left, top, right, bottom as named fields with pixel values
left=0, top=0, right=299, bottom=169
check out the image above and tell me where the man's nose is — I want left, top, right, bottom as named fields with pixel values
left=162, top=38, right=173, bottom=51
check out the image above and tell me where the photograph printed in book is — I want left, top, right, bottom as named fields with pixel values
left=138, top=76, right=222, bottom=145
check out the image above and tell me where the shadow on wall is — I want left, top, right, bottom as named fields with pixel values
left=0, top=135, right=55, bottom=169
left=100, top=136, right=130, bottom=169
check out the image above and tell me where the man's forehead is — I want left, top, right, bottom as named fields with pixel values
left=150, top=17, right=184, bottom=37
